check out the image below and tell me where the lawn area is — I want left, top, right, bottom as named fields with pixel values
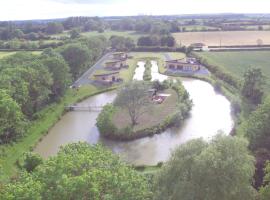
left=113, top=89, right=178, bottom=131
left=0, top=51, right=42, bottom=59
left=196, top=51, right=270, bottom=92
left=81, top=30, right=147, bottom=40
left=0, top=85, right=115, bottom=181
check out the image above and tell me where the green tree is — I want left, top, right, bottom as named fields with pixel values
left=45, top=22, right=64, bottom=34
left=1, top=143, right=152, bottom=200
left=60, top=43, right=91, bottom=79
left=69, top=28, right=80, bottom=39
left=0, top=89, right=26, bottom=143
left=114, top=81, right=151, bottom=126
left=242, top=67, right=265, bottom=105
left=42, top=54, right=71, bottom=99
left=237, top=97, right=270, bottom=151
left=260, top=161, right=270, bottom=200
left=22, top=152, right=43, bottom=173
left=154, top=134, right=256, bottom=200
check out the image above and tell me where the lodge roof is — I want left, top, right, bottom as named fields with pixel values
left=94, top=71, right=120, bottom=77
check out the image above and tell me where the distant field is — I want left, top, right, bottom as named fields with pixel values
left=173, top=31, right=270, bottom=46
left=0, top=51, right=42, bottom=59
left=81, top=30, right=147, bottom=40
left=197, top=51, right=270, bottom=91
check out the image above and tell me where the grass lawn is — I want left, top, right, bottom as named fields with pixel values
left=196, top=51, right=270, bottom=93
left=0, top=85, right=116, bottom=181
left=0, top=51, right=42, bottom=59
left=112, top=89, right=178, bottom=131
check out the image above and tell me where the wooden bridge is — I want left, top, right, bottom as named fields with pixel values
left=65, top=104, right=103, bottom=112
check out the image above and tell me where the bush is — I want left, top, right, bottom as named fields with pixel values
left=96, top=104, right=117, bottom=137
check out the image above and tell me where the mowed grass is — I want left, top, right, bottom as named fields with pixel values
left=113, top=89, right=178, bottom=131
left=197, top=51, right=270, bottom=92
left=0, top=51, right=42, bottom=59
left=173, top=31, right=270, bottom=46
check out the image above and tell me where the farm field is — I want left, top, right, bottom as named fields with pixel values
left=173, top=31, right=270, bottom=46
left=197, top=51, right=270, bottom=92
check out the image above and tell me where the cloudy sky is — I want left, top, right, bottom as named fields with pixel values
left=1, top=0, right=270, bottom=20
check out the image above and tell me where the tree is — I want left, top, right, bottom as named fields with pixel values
left=45, top=22, right=64, bottom=35
left=41, top=52, right=71, bottom=99
left=260, top=161, right=270, bottom=200
left=0, top=89, right=26, bottom=143
left=60, top=43, right=91, bottom=79
left=242, top=67, right=265, bottom=105
left=237, top=97, right=270, bottom=151
left=114, top=81, right=151, bottom=126
left=69, top=28, right=80, bottom=39
left=22, top=152, right=43, bottom=173
left=154, top=134, right=256, bottom=200
left=257, top=38, right=263, bottom=46
left=0, top=143, right=152, bottom=200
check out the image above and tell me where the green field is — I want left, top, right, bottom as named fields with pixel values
left=81, top=30, right=147, bottom=40
left=0, top=51, right=42, bottom=59
left=197, top=51, right=270, bottom=92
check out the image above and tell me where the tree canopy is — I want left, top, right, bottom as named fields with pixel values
left=0, top=143, right=152, bottom=200
left=114, top=81, right=151, bottom=126
left=0, top=89, right=26, bottom=143
left=154, top=134, right=256, bottom=200
left=242, top=67, right=265, bottom=105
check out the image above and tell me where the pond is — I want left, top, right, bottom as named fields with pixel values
left=35, top=61, right=234, bottom=165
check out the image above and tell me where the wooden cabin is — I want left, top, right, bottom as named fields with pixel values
left=105, top=59, right=127, bottom=70
left=112, top=52, right=128, bottom=60
left=165, top=57, right=201, bottom=72
left=94, top=71, right=120, bottom=84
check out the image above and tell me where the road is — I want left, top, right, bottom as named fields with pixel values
left=72, top=52, right=112, bottom=87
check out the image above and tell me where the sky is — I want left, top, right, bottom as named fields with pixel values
left=1, top=0, right=270, bottom=20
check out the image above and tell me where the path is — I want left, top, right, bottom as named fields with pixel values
left=72, top=52, right=112, bottom=87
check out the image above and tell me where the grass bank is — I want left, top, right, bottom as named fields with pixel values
left=0, top=85, right=117, bottom=181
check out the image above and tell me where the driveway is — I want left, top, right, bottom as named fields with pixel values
left=72, top=52, right=112, bottom=87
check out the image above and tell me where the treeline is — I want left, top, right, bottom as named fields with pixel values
left=0, top=36, right=108, bottom=144
left=0, top=134, right=258, bottom=199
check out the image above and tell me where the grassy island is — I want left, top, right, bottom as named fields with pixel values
left=96, top=80, right=192, bottom=141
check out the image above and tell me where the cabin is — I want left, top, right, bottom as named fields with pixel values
left=94, top=71, right=121, bottom=85
left=105, top=59, right=127, bottom=70
left=112, top=52, right=128, bottom=60
left=165, top=57, right=201, bottom=71
left=190, top=43, right=209, bottom=51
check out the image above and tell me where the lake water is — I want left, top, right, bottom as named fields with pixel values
left=35, top=61, right=234, bottom=165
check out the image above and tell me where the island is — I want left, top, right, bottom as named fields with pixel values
left=96, top=80, right=192, bottom=141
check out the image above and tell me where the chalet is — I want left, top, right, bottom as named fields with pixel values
left=112, top=52, right=128, bottom=60
left=165, top=57, right=201, bottom=71
left=94, top=71, right=121, bottom=84
left=105, top=59, right=127, bottom=70
left=190, top=43, right=209, bottom=51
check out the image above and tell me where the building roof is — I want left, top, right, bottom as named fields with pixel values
left=105, top=59, right=123, bottom=64
left=190, top=43, right=206, bottom=47
left=94, top=71, right=120, bottom=77
left=113, top=52, right=126, bottom=55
